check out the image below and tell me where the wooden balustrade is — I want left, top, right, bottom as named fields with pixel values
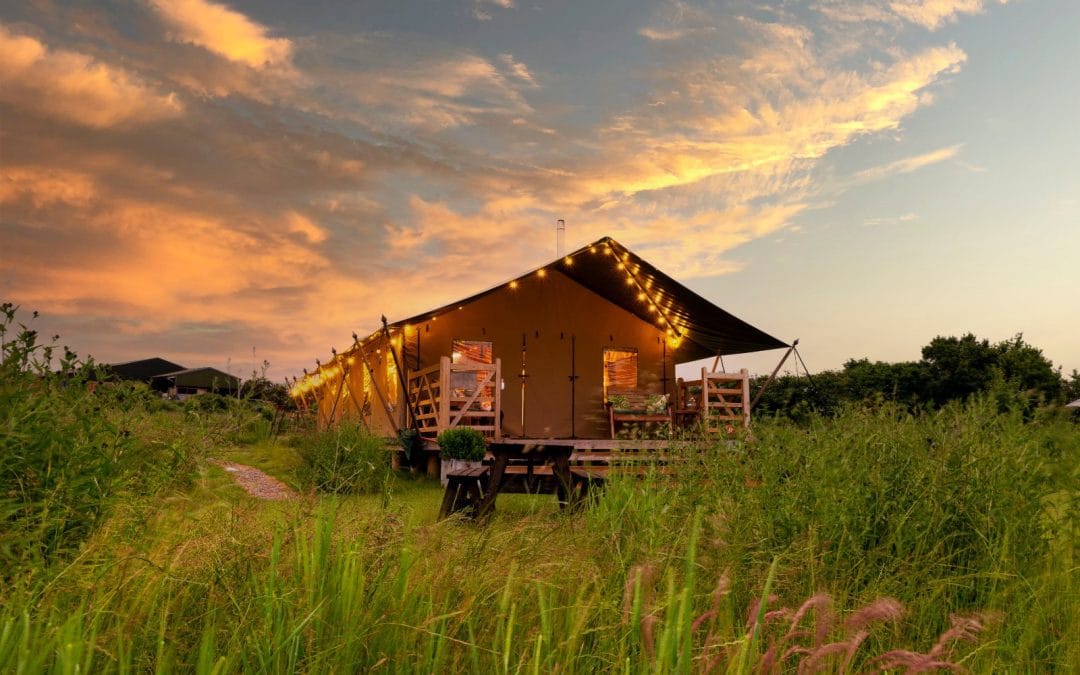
left=407, top=356, right=502, bottom=441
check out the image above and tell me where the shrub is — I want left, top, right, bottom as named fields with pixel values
left=293, top=425, right=389, bottom=494
left=436, top=427, right=486, bottom=461
left=0, top=304, right=203, bottom=575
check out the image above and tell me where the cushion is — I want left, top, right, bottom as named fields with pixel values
left=608, top=393, right=631, bottom=411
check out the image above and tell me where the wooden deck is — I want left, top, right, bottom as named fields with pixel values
left=421, top=437, right=690, bottom=452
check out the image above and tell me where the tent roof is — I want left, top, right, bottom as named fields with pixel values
left=1066, top=399, right=1080, bottom=409
left=384, top=236, right=787, bottom=361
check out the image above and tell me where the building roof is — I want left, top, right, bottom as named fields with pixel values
left=106, top=357, right=186, bottom=382
left=384, top=236, right=787, bottom=361
left=152, top=367, right=240, bottom=390
left=1066, top=398, right=1080, bottom=409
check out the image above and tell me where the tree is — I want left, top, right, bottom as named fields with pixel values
left=920, top=334, right=999, bottom=405
left=993, top=334, right=1062, bottom=403
left=1064, top=370, right=1080, bottom=403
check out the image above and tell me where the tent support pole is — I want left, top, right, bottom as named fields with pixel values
left=711, top=352, right=727, bottom=373
left=750, top=339, right=798, bottom=411
left=326, top=352, right=347, bottom=427
left=355, top=337, right=400, bottom=435
left=339, top=369, right=370, bottom=430
left=382, top=316, right=417, bottom=430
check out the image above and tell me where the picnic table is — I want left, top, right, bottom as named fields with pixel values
left=438, top=442, right=594, bottom=520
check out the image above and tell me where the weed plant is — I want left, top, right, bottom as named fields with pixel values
left=292, top=423, right=391, bottom=494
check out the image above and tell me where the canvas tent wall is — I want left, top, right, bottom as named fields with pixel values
left=298, top=236, right=787, bottom=439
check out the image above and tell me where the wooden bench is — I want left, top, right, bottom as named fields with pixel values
left=606, top=389, right=672, bottom=438
left=438, top=466, right=489, bottom=518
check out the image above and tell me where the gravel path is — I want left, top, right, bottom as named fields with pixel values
left=210, top=460, right=298, bottom=500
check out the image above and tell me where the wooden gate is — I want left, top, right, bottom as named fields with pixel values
left=700, top=368, right=751, bottom=432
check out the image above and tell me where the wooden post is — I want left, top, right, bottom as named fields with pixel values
left=701, top=366, right=709, bottom=432
left=438, top=356, right=450, bottom=433
left=494, top=357, right=502, bottom=441
left=740, top=368, right=751, bottom=427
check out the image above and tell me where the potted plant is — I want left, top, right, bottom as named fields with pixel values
left=436, top=427, right=487, bottom=486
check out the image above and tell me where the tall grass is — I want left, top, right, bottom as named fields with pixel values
left=292, top=424, right=392, bottom=494
left=0, top=304, right=276, bottom=586
left=0, top=393, right=1075, bottom=671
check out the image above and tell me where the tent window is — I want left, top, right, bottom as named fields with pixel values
left=452, top=340, right=493, bottom=364
left=603, top=348, right=638, bottom=398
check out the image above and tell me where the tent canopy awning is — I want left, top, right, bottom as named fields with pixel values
left=381, top=236, right=787, bottom=362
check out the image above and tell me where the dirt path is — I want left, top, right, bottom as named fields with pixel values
left=210, top=460, right=298, bottom=500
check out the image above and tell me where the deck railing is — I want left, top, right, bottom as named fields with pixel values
left=407, top=356, right=502, bottom=441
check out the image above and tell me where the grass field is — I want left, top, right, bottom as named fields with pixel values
left=1, top=393, right=1077, bottom=672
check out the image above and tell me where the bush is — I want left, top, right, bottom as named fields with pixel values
left=0, top=304, right=205, bottom=576
left=436, top=427, right=486, bottom=461
left=293, top=425, right=390, bottom=494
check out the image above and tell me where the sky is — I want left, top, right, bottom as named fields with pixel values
left=1, top=0, right=1077, bottom=383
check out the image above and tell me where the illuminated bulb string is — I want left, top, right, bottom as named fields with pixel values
left=605, top=241, right=686, bottom=345
left=295, top=241, right=686, bottom=392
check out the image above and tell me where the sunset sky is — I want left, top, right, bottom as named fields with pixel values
left=2, top=0, right=1077, bottom=382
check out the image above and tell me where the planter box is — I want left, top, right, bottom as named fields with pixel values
left=440, top=458, right=485, bottom=486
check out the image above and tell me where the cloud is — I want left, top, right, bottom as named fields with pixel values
left=864, top=212, right=920, bottom=226
left=889, top=0, right=1007, bottom=30
left=148, top=0, right=292, bottom=68
left=571, top=33, right=967, bottom=204
left=473, top=0, right=514, bottom=21
left=323, top=50, right=535, bottom=130
left=639, top=27, right=690, bottom=41
left=853, top=144, right=962, bottom=183
left=638, top=1, right=719, bottom=42
left=0, top=24, right=182, bottom=128
left=813, top=2, right=900, bottom=25
left=0, top=0, right=1003, bottom=378
left=499, top=53, right=538, bottom=87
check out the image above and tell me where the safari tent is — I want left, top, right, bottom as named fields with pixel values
left=292, top=236, right=787, bottom=441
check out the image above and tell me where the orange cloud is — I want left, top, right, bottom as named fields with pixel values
left=149, top=0, right=292, bottom=68
left=0, top=166, right=97, bottom=208
left=0, top=25, right=182, bottom=128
